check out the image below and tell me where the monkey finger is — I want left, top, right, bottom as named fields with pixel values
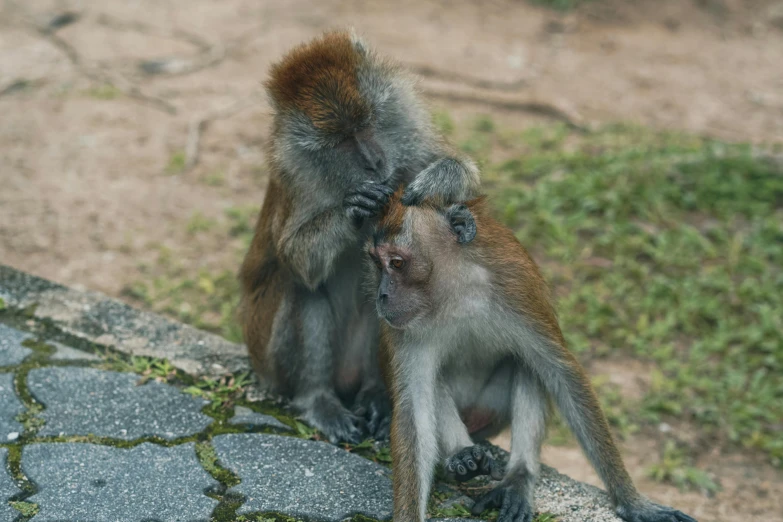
left=356, top=184, right=394, bottom=203
left=497, top=497, right=519, bottom=522
left=372, top=416, right=391, bottom=441
left=345, top=194, right=383, bottom=211
left=471, top=445, right=485, bottom=462
left=347, top=207, right=374, bottom=221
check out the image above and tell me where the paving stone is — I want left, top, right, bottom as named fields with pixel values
left=0, top=324, right=32, bottom=366
left=213, top=433, right=393, bottom=521
left=229, top=405, right=292, bottom=432
left=23, top=442, right=219, bottom=522
left=0, top=448, right=23, bottom=521
left=0, top=373, right=24, bottom=442
left=28, top=367, right=212, bottom=440
left=48, top=341, right=99, bottom=361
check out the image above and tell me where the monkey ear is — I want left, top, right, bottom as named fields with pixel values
left=445, top=204, right=477, bottom=244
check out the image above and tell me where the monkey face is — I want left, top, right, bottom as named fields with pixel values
left=335, top=127, right=389, bottom=181
left=367, top=197, right=480, bottom=329
left=367, top=243, right=431, bottom=329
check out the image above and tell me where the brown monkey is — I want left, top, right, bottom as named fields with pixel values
left=239, top=31, right=480, bottom=444
left=367, top=192, right=698, bottom=522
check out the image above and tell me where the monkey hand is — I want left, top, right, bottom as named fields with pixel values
left=445, top=444, right=504, bottom=482
left=615, top=499, right=698, bottom=522
left=471, top=485, right=534, bottom=522
left=402, top=158, right=475, bottom=206
left=352, top=385, right=391, bottom=440
left=343, top=180, right=395, bottom=226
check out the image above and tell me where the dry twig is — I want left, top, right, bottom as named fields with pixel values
left=406, top=63, right=527, bottom=92
left=17, top=8, right=177, bottom=114
left=424, top=87, right=588, bottom=131
left=184, top=98, right=262, bottom=171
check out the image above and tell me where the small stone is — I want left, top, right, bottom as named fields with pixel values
left=213, top=433, right=393, bottom=521
left=23, top=443, right=218, bottom=521
left=28, top=367, right=212, bottom=440
left=6, top=432, right=18, bottom=441
left=48, top=341, right=99, bottom=361
left=0, top=373, right=25, bottom=440
left=229, top=405, right=292, bottom=432
left=0, top=324, right=33, bottom=365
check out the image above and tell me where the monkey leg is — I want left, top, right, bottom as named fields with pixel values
left=435, top=385, right=502, bottom=482
left=347, top=302, right=391, bottom=440
left=471, top=366, right=547, bottom=522
left=283, top=287, right=364, bottom=444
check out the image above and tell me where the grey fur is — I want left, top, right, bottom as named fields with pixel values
left=374, top=213, right=698, bottom=522
left=247, top=34, right=480, bottom=445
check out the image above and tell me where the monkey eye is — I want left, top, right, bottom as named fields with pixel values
left=390, top=257, right=405, bottom=270
left=337, top=136, right=354, bottom=150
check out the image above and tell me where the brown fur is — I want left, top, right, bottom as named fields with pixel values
left=239, top=177, right=293, bottom=385
left=374, top=186, right=407, bottom=242
left=389, top=343, right=421, bottom=521
left=379, top=194, right=639, bottom=518
left=265, top=31, right=369, bottom=134
left=462, top=197, right=633, bottom=502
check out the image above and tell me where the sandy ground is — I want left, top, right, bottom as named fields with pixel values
left=1, top=1, right=782, bottom=520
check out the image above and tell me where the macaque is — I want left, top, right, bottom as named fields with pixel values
left=239, top=31, right=479, bottom=443
left=368, top=191, right=697, bottom=522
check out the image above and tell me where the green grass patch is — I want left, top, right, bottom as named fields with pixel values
left=10, top=501, right=38, bottom=517
left=646, top=440, right=719, bottom=494
left=165, top=151, right=186, bottom=174
left=530, top=0, right=591, bottom=11
left=186, top=212, right=217, bottom=234
left=483, top=122, right=783, bottom=466
left=84, top=84, right=121, bottom=100
left=127, top=117, right=783, bottom=468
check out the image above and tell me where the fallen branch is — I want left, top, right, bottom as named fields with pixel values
left=139, top=44, right=225, bottom=77
left=424, top=87, right=588, bottom=131
left=184, top=98, right=261, bottom=171
left=45, top=30, right=177, bottom=114
left=407, top=63, right=527, bottom=92
left=15, top=7, right=177, bottom=114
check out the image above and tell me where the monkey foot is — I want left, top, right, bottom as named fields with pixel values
left=300, top=395, right=364, bottom=445
left=615, top=500, right=698, bottom=522
left=471, top=486, right=534, bottom=522
left=445, top=444, right=503, bottom=482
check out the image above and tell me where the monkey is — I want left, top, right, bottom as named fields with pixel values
left=239, top=31, right=480, bottom=445
left=367, top=191, right=698, bottom=522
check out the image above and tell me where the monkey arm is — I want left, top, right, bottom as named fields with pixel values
left=401, top=153, right=481, bottom=206
left=276, top=205, right=358, bottom=291
left=528, top=341, right=698, bottom=522
left=389, top=347, right=440, bottom=522
left=520, top=336, right=640, bottom=508
left=435, top=386, right=473, bottom=459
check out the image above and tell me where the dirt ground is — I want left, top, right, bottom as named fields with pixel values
left=1, top=0, right=782, bottom=520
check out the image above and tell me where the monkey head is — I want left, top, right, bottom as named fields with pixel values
left=265, top=31, right=419, bottom=185
left=367, top=191, right=478, bottom=328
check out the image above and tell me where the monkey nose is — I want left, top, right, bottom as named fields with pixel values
left=365, top=157, right=383, bottom=174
